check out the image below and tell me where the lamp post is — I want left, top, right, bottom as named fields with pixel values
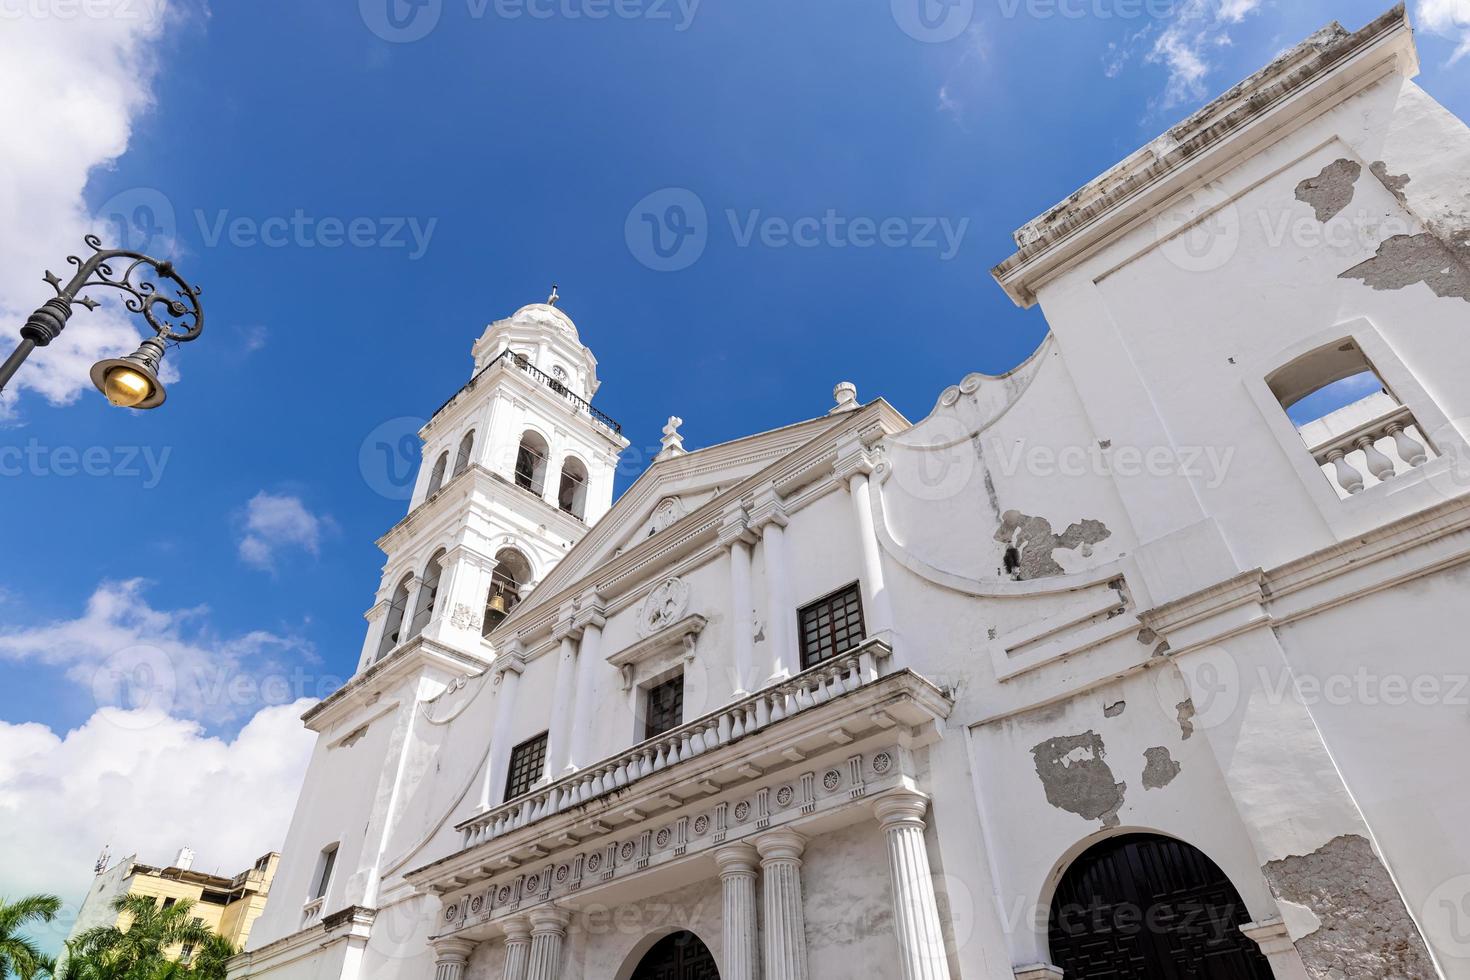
left=0, top=235, right=203, bottom=409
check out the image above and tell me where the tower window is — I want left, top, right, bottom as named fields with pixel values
left=425, top=452, right=448, bottom=498
left=643, top=673, right=684, bottom=740
left=483, top=548, right=531, bottom=637
left=406, top=549, right=446, bottom=639
left=375, top=574, right=414, bottom=662
left=557, top=456, right=589, bottom=521
left=504, top=732, right=548, bottom=801
left=312, top=844, right=338, bottom=901
left=798, top=583, right=866, bottom=669
left=1267, top=339, right=1434, bottom=498
left=451, top=430, right=475, bottom=478
left=514, top=430, right=550, bottom=496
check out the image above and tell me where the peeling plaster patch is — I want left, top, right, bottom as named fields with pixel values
left=1141, top=747, right=1181, bottom=789
left=1340, top=233, right=1470, bottom=303
left=1151, top=641, right=1172, bottom=658
left=1103, top=700, right=1126, bottom=718
left=1295, top=159, right=1362, bottom=222
left=995, top=510, right=1111, bottom=579
left=1369, top=161, right=1410, bottom=208
left=1175, top=699, right=1195, bottom=740
left=1030, top=731, right=1126, bottom=828
left=1262, top=835, right=1436, bottom=979
left=1136, top=627, right=1158, bottom=645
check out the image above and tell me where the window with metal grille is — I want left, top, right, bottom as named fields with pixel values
left=504, top=732, right=548, bottom=801
left=798, top=583, right=866, bottom=669
left=644, top=673, right=684, bottom=740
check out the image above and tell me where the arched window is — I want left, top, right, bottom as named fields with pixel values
left=514, top=430, right=550, bottom=496
left=425, top=452, right=449, bottom=498
left=451, top=430, right=475, bottom=479
left=375, top=574, right=414, bottom=662
left=407, top=549, right=446, bottom=639
left=1049, top=834, right=1272, bottom=979
left=1267, top=338, right=1432, bottom=497
left=557, top=456, right=589, bottom=521
left=625, top=931, right=717, bottom=980
left=483, top=547, right=532, bottom=637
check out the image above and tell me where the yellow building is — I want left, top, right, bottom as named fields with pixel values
left=69, top=848, right=279, bottom=960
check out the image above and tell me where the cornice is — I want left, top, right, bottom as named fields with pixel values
left=990, top=6, right=1416, bottom=306
left=302, top=636, right=491, bottom=733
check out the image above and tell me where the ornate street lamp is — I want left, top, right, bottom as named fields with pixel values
left=0, top=235, right=203, bottom=409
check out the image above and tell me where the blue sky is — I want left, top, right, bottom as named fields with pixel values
left=1, top=0, right=1468, bottom=933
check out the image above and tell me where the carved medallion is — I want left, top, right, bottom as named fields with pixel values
left=733, top=801, right=751, bottom=822
left=470, top=896, right=483, bottom=913
left=637, top=576, right=691, bottom=637
left=619, top=841, right=636, bottom=862
left=775, top=785, right=794, bottom=808
left=823, top=769, right=842, bottom=791
left=693, top=814, right=709, bottom=835
left=655, top=827, right=671, bottom=848
left=586, top=852, right=602, bottom=873
left=497, top=885, right=512, bottom=904
left=873, top=751, right=893, bottom=775
left=555, top=864, right=569, bottom=883
left=450, top=602, right=481, bottom=632
left=649, top=496, right=685, bottom=535
left=444, top=905, right=458, bottom=921
left=525, top=874, right=539, bottom=893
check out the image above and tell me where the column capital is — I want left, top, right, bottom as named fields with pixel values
left=431, top=937, right=478, bottom=963
left=748, top=484, right=789, bottom=531
left=874, top=790, right=930, bottom=831
left=500, top=914, right=532, bottom=942
left=833, top=432, right=881, bottom=485
left=573, top=590, right=608, bottom=631
left=714, top=841, right=760, bottom=876
left=718, top=504, right=757, bottom=547
left=527, top=905, right=571, bottom=935
left=443, top=543, right=498, bottom=574
left=494, top=650, right=526, bottom=678
left=754, top=828, right=807, bottom=864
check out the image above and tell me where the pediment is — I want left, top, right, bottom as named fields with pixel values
left=512, top=413, right=844, bottom=616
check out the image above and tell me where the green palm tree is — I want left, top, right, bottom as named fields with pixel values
left=0, top=894, right=62, bottom=980
left=67, top=896, right=213, bottom=980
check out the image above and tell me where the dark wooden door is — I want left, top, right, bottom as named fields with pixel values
left=1049, top=834, right=1274, bottom=979
left=630, top=930, right=720, bottom=980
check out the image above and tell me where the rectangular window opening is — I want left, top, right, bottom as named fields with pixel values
left=798, top=583, right=866, bottom=670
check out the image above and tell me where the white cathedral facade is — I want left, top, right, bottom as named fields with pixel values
left=233, top=9, right=1470, bottom=980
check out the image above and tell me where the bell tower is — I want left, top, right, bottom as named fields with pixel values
left=355, top=296, right=627, bottom=673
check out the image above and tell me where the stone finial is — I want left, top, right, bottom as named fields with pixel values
left=830, top=381, right=859, bottom=415
left=656, top=416, right=686, bottom=461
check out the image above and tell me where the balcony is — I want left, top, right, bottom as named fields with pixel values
left=408, top=640, right=953, bottom=927
left=433, top=348, right=622, bottom=433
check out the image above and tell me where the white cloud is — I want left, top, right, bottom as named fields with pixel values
left=1099, top=0, right=1265, bottom=111
left=0, top=701, right=316, bottom=951
left=1419, top=0, right=1470, bottom=63
left=0, top=0, right=188, bottom=419
left=934, top=27, right=990, bottom=124
left=0, top=579, right=328, bottom=725
left=238, top=492, right=328, bottom=571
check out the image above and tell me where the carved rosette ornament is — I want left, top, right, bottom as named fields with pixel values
left=649, top=496, right=685, bottom=535
left=636, top=576, right=691, bottom=637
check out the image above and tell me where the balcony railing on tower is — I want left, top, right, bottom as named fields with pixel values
left=433, top=348, right=622, bottom=433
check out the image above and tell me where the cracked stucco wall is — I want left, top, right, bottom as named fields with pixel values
left=995, top=509, right=1112, bottom=580
left=1030, top=730, right=1127, bottom=828
left=1262, top=835, right=1436, bottom=980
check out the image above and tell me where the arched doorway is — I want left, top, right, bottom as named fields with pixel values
left=1048, top=834, right=1273, bottom=980
left=629, top=930, right=719, bottom=980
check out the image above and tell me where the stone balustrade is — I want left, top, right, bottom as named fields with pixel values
left=1310, top=404, right=1431, bottom=497
left=460, top=640, right=887, bottom=849
left=300, top=896, right=324, bottom=928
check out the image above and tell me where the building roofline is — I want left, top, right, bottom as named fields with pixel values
left=990, top=4, right=1418, bottom=307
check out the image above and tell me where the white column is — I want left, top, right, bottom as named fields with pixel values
left=480, top=649, right=525, bottom=810
left=756, top=829, right=809, bottom=980
left=525, top=907, right=570, bottom=980
left=425, top=546, right=497, bottom=648
left=716, top=843, right=760, bottom=980
left=544, top=619, right=580, bottom=779
left=874, top=792, right=951, bottom=980
left=432, top=938, right=477, bottom=980
left=501, top=915, right=532, bottom=980
left=565, top=594, right=606, bottom=772
left=846, top=471, right=893, bottom=639
left=750, top=485, right=794, bottom=684
left=720, top=505, right=756, bottom=695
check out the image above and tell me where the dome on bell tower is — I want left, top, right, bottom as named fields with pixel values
left=471, top=291, right=601, bottom=397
